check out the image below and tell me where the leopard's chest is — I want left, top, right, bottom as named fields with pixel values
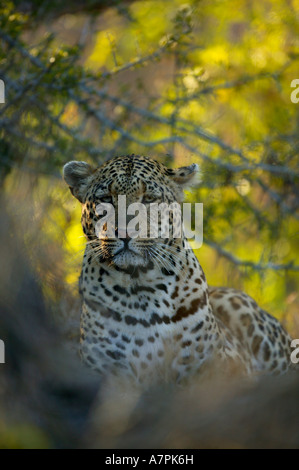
left=80, top=298, right=220, bottom=386
left=79, top=253, right=222, bottom=385
left=80, top=303, right=170, bottom=382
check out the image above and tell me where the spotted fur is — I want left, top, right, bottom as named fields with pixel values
left=63, top=154, right=292, bottom=386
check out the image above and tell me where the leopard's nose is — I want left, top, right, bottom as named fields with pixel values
left=122, top=238, right=130, bottom=247
left=115, top=227, right=131, bottom=240
left=115, top=213, right=136, bottom=239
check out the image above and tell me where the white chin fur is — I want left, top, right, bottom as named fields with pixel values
left=112, top=250, right=146, bottom=268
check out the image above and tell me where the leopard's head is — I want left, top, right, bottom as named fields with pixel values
left=63, top=154, right=199, bottom=270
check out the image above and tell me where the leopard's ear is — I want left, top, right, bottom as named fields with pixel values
left=63, top=161, right=94, bottom=203
left=167, top=163, right=200, bottom=187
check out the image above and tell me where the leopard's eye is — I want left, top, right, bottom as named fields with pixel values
left=100, top=195, right=113, bottom=204
left=142, top=195, right=157, bottom=204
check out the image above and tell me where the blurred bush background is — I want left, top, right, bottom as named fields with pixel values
left=0, top=0, right=298, bottom=448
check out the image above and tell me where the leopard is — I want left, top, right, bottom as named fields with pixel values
left=63, top=154, right=293, bottom=388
